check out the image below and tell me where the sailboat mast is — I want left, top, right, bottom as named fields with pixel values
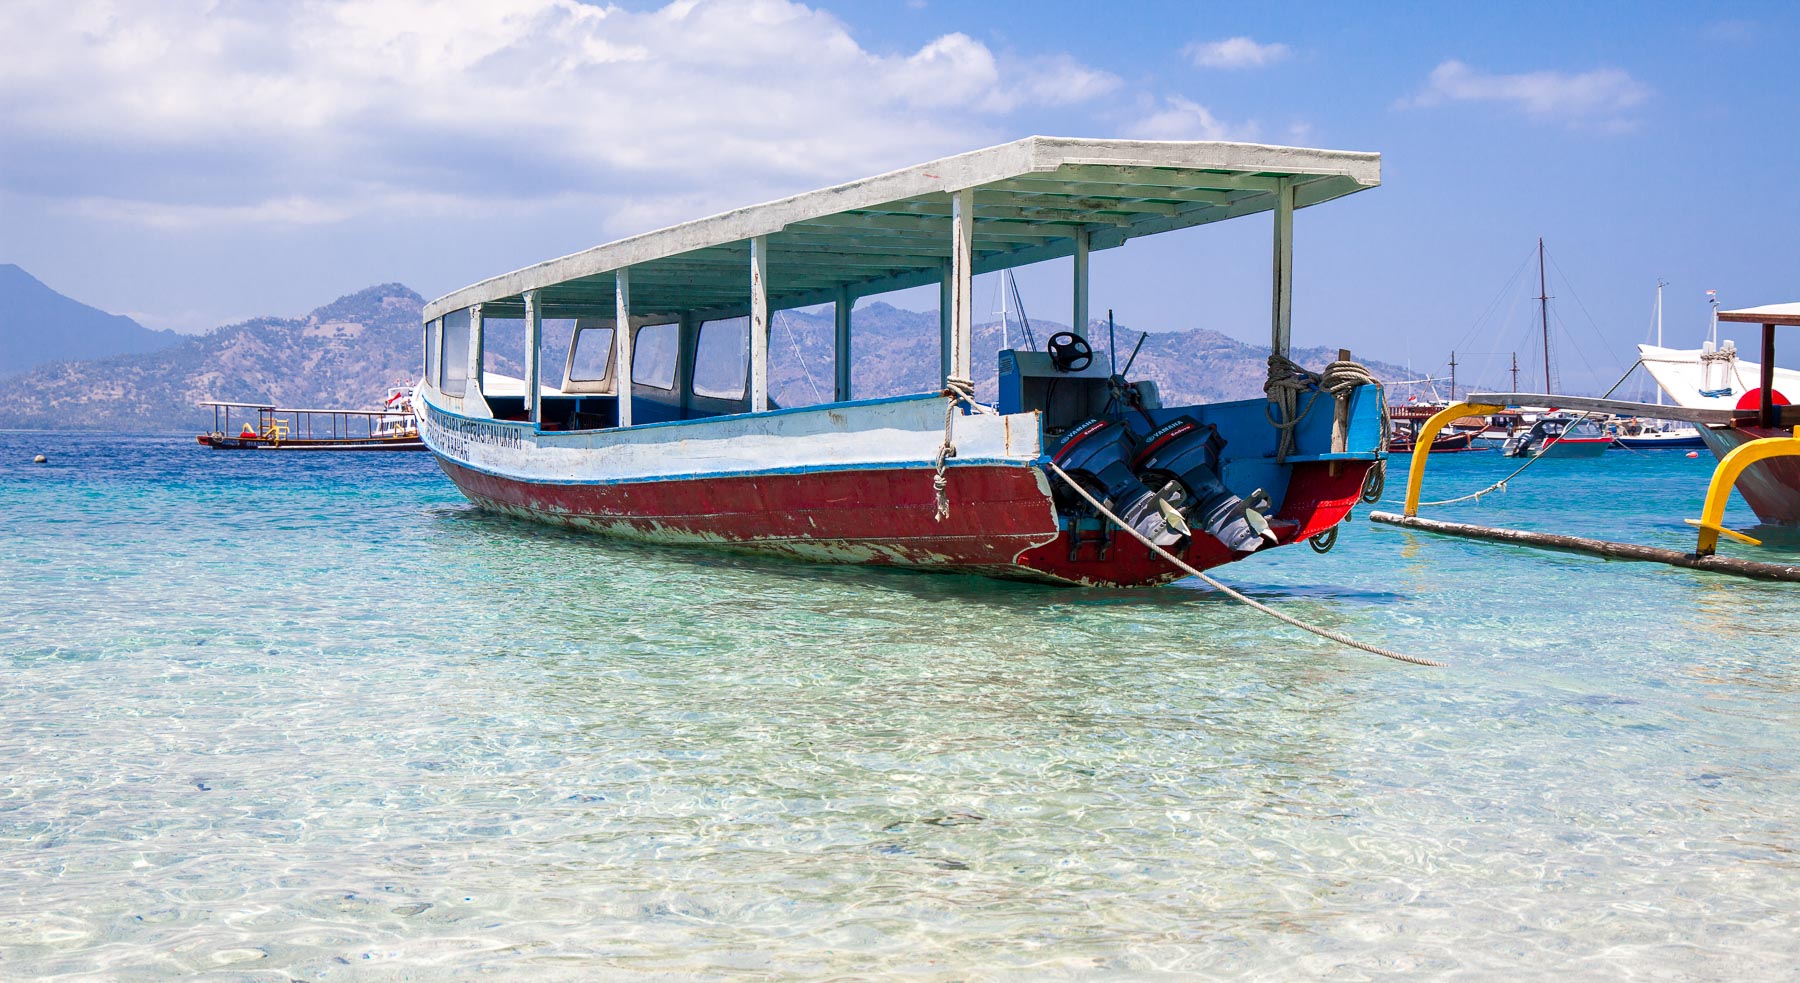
left=1655, top=279, right=1666, bottom=407
left=1448, top=350, right=1457, bottom=401
left=1511, top=352, right=1519, bottom=391
left=1537, top=237, right=1552, bottom=393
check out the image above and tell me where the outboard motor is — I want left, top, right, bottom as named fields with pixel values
left=1049, top=419, right=1180, bottom=546
left=1132, top=416, right=1280, bottom=553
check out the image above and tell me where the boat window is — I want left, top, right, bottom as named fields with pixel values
left=424, top=318, right=440, bottom=384
left=567, top=326, right=615, bottom=382
left=440, top=309, right=470, bottom=397
left=692, top=317, right=748, bottom=399
left=632, top=322, right=679, bottom=390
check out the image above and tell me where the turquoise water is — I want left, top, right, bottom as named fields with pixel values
left=2, top=433, right=1797, bottom=979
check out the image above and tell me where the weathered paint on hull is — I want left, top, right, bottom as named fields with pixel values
left=433, top=456, right=1372, bottom=587
left=1700, top=425, right=1800, bottom=526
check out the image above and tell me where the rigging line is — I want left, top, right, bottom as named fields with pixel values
left=1546, top=249, right=1627, bottom=381
left=1550, top=307, right=1605, bottom=389
left=1452, top=245, right=1538, bottom=355
left=1009, top=271, right=1038, bottom=351
left=1399, top=358, right=1642, bottom=508
left=775, top=309, right=824, bottom=404
left=1044, top=460, right=1444, bottom=667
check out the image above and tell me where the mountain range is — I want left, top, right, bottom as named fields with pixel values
left=0, top=264, right=179, bottom=375
left=0, top=272, right=1408, bottom=432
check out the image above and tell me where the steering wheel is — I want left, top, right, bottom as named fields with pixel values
left=1047, top=331, right=1093, bottom=372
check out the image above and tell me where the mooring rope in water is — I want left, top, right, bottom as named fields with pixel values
left=1044, top=460, right=1444, bottom=667
left=1411, top=358, right=1643, bottom=508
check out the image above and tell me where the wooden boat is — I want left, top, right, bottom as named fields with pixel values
left=413, top=138, right=1389, bottom=587
left=1388, top=405, right=1481, bottom=453
left=196, top=388, right=423, bottom=451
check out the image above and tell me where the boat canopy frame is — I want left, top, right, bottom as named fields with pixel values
left=421, top=136, right=1381, bottom=428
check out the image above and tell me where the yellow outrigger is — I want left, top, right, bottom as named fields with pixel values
left=1369, top=303, right=1800, bottom=583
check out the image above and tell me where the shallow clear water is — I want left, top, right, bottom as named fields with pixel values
left=2, top=433, right=1797, bottom=979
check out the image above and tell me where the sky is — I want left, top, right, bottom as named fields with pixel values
left=2, top=0, right=1796, bottom=393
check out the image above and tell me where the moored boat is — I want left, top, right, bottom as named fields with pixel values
left=1500, top=413, right=1610, bottom=458
left=414, top=137, right=1390, bottom=587
left=1609, top=418, right=1705, bottom=449
left=1642, top=302, right=1800, bottom=525
left=197, top=387, right=423, bottom=450
left=1388, top=404, right=1482, bottom=453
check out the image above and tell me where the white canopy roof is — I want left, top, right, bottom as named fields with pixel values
left=423, top=136, right=1380, bottom=322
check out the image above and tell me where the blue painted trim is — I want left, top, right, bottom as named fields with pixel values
left=427, top=388, right=963, bottom=437
left=439, top=451, right=1035, bottom=487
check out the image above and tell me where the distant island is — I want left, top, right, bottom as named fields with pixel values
left=0, top=269, right=1408, bottom=432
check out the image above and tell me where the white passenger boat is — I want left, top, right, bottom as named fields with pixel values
left=413, top=138, right=1390, bottom=586
left=1641, top=303, right=1800, bottom=525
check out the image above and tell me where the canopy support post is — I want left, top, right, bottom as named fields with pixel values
left=523, top=289, right=543, bottom=427
left=465, top=303, right=491, bottom=418
left=1270, top=177, right=1294, bottom=359
left=1761, top=322, right=1777, bottom=429
left=939, top=260, right=953, bottom=385
left=1072, top=227, right=1090, bottom=341
left=467, top=304, right=485, bottom=393
left=614, top=268, right=634, bottom=428
left=750, top=235, right=770, bottom=413
left=834, top=285, right=852, bottom=402
left=948, top=187, right=974, bottom=383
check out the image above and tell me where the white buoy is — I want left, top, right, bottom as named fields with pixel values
left=33, top=454, right=47, bottom=464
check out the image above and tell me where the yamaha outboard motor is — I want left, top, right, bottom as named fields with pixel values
left=1132, top=416, right=1279, bottom=553
left=1049, top=419, right=1180, bottom=546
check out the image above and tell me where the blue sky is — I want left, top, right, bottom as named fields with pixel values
left=2, top=0, right=1794, bottom=392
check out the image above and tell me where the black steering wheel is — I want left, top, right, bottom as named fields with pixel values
left=1047, top=331, right=1093, bottom=372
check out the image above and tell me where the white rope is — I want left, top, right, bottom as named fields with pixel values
left=1044, top=460, right=1444, bottom=667
left=933, top=378, right=992, bottom=522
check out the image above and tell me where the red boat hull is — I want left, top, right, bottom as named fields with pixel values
left=436, top=457, right=1372, bottom=587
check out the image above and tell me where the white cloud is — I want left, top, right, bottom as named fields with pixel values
left=0, top=0, right=1117, bottom=232
left=1125, top=96, right=1255, bottom=142
left=1183, top=37, right=1289, bottom=70
left=1400, top=59, right=1650, bottom=129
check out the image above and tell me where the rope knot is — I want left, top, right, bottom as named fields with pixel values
left=932, top=378, right=993, bottom=522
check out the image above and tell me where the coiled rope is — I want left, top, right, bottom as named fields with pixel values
left=1412, top=358, right=1641, bottom=508
left=1045, top=460, right=1444, bottom=667
left=933, top=378, right=992, bottom=522
left=1265, top=355, right=1390, bottom=462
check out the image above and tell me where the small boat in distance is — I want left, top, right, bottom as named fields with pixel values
left=1388, top=404, right=1481, bottom=453
left=1610, top=418, right=1705, bottom=449
left=1501, top=413, right=1610, bottom=458
left=197, top=387, right=423, bottom=451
